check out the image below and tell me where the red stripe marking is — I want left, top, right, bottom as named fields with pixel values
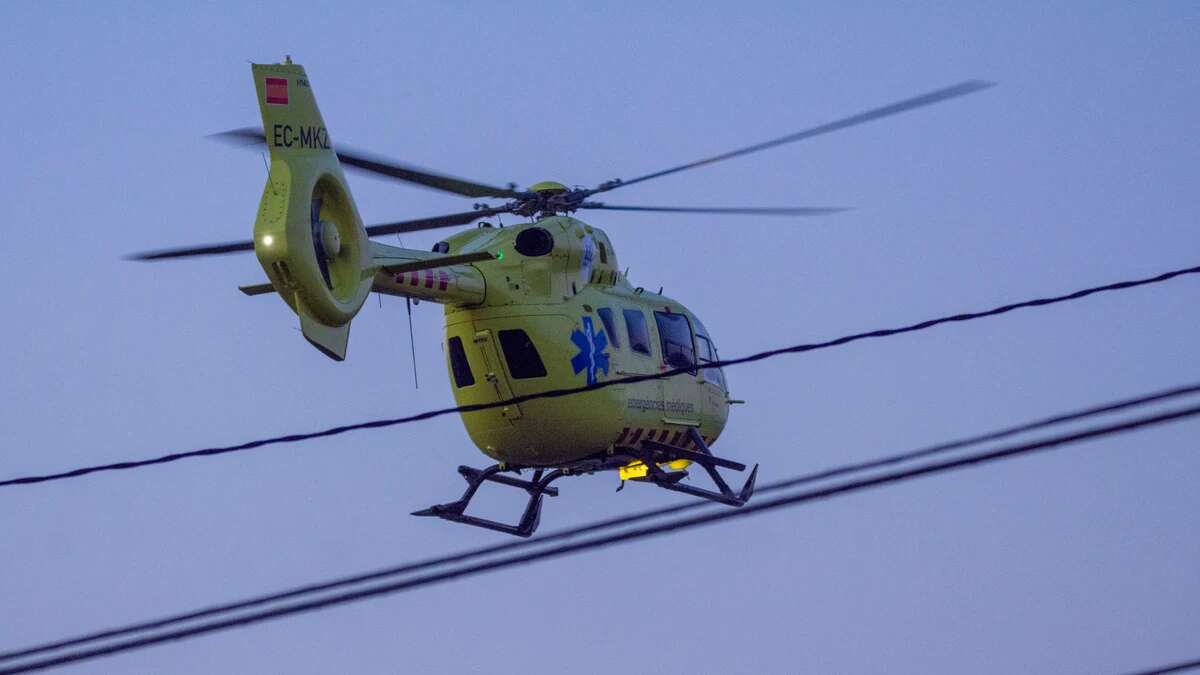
left=658, top=429, right=669, bottom=442
left=409, top=272, right=419, bottom=287
left=616, top=427, right=629, bottom=445
left=264, top=78, right=288, bottom=105
left=629, top=428, right=643, bottom=444
left=670, top=431, right=683, bottom=446
left=424, top=269, right=434, bottom=289
left=438, top=270, right=449, bottom=291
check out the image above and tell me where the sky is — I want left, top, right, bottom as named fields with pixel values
left=1, top=2, right=1198, bottom=673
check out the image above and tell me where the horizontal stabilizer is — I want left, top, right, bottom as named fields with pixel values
left=239, top=283, right=276, bottom=296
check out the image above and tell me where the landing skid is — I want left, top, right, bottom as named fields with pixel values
left=412, top=465, right=567, bottom=538
left=628, top=428, right=758, bottom=506
left=413, top=428, right=757, bottom=538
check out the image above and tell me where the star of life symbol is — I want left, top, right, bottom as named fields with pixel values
left=578, top=234, right=595, bottom=285
left=570, top=316, right=610, bottom=386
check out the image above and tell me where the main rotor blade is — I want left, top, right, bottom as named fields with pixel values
left=591, top=80, right=995, bottom=194
left=363, top=206, right=513, bottom=237
left=128, top=207, right=512, bottom=262
left=579, top=203, right=847, bottom=216
left=127, top=240, right=255, bottom=261
left=210, top=128, right=525, bottom=199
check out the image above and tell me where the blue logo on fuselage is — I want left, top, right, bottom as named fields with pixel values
left=570, top=316, right=610, bottom=386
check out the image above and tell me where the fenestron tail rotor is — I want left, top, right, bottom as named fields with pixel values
left=310, top=197, right=332, bottom=289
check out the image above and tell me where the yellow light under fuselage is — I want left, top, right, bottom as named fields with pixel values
left=618, top=459, right=691, bottom=481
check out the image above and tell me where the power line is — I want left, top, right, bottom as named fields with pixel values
left=8, top=403, right=1198, bottom=672
left=3, top=402, right=1197, bottom=674
left=4, top=380, right=1198, bottom=666
left=2, top=263, right=1196, bottom=490
left=1122, top=658, right=1200, bottom=675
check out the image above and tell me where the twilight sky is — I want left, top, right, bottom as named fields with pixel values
left=2, top=2, right=1198, bottom=673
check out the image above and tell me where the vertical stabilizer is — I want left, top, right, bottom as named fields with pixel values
left=249, top=58, right=372, bottom=361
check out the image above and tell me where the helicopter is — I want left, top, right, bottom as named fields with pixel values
left=133, top=58, right=992, bottom=537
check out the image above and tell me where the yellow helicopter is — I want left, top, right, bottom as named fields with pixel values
left=134, top=59, right=991, bottom=536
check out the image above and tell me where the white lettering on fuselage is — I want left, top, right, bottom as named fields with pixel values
left=626, top=398, right=695, bottom=414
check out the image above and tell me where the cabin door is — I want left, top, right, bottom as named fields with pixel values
left=472, top=328, right=523, bottom=420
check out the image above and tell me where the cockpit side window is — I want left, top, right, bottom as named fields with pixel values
left=696, top=334, right=726, bottom=390
left=693, top=318, right=726, bottom=390
left=654, top=311, right=696, bottom=371
left=623, top=308, right=651, bottom=356
left=597, top=307, right=620, bottom=349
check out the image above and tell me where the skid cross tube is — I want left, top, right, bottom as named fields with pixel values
left=626, top=428, right=758, bottom=507
left=639, top=440, right=747, bottom=472
left=412, top=464, right=566, bottom=538
left=414, top=432, right=757, bottom=537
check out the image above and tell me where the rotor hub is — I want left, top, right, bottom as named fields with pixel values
left=528, top=180, right=568, bottom=194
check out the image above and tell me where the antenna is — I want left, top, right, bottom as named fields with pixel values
left=384, top=230, right=418, bottom=389
left=406, top=297, right=419, bottom=389
left=260, top=152, right=277, bottom=195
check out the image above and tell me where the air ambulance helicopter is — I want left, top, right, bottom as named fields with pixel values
left=133, top=58, right=991, bottom=537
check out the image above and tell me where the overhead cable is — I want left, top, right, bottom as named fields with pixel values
left=1121, top=657, right=1200, bottom=675
left=3, top=402, right=1198, bottom=673
left=2, top=263, right=1196, bottom=490
left=4, top=380, right=1199, bottom=665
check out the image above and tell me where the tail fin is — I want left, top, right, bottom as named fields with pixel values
left=253, top=59, right=337, bottom=162
left=250, top=58, right=372, bottom=360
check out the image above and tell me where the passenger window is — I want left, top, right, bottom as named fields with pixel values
left=654, top=311, right=695, bottom=370
left=623, top=309, right=651, bottom=356
left=596, top=307, right=620, bottom=349
left=447, top=337, right=475, bottom=388
left=697, top=334, right=726, bottom=390
left=598, top=240, right=608, bottom=264
left=497, top=329, right=548, bottom=379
